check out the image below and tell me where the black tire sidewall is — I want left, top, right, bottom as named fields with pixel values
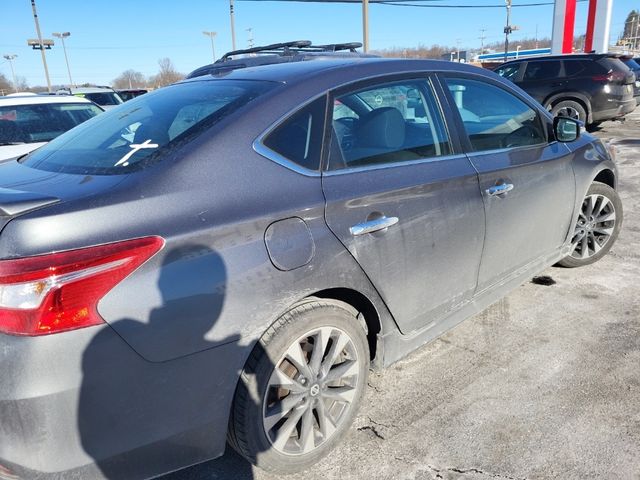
left=231, top=301, right=370, bottom=474
left=551, top=100, right=587, bottom=123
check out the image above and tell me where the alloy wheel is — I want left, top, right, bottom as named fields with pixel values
left=570, top=193, right=616, bottom=259
left=556, top=106, right=581, bottom=120
left=263, top=326, right=361, bottom=456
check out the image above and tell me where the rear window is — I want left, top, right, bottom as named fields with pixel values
left=0, top=102, right=103, bottom=145
left=596, top=57, right=630, bottom=73
left=22, top=80, right=276, bottom=175
left=76, top=92, right=123, bottom=106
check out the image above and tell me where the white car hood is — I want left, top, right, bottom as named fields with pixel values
left=0, top=143, right=46, bottom=162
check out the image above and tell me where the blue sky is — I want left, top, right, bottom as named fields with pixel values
left=0, top=0, right=636, bottom=86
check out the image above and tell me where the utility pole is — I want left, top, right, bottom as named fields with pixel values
left=456, top=38, right=461, bottom=62
left=504, top=0, right=512, bottom=62
left=203, top=31, right=217, bottom=62
left=229, top=0, right=237, bottom=51
left=52, top=32, right=73, bottom=87
left=535, top=24, right=539, bottom=48
left=29, top=0, right=52, bottom=92
left=479, top=29, right=486, bottom=54
left=3, top=55, right=18, bottom=92
left=362, top=0, right=370, bottom=53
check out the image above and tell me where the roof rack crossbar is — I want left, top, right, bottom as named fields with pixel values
left=220, top=40, right=312, bottom=61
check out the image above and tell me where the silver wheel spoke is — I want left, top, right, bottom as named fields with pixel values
left=593, top=226, right=614, bottom=236
left=324, top=359, right=359, bottom=383
left=309, top=327, right=332, bottom=377
left=272, top=404, right=306, bottom=451
left=594, top=196, right=609, bottom=216
left=264, top=393, right=304, bottom=431
left=596, top=211, right=615, bottom=223
left=591, top=234, right=602, bottom=253
left=320, top=332, right=350, bottom=377
left=285, top=341, right=313, bottom=380
left=316, top=399, right=336, bottom=439
left=299, top=404, right=316, bottom=453
left=580, top=236, right=590, bottom=259
left=323, top=385, right=357, bottom=403
left=269, top=367, right=307, bottom=394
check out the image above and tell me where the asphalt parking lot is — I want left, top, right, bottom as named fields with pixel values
left=168, top=108, right=640, bottom=480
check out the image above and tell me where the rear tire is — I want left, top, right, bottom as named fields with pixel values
left=558, top=182, right=622, bottom=268
left=228, top=300, right=369, bottom=474
left=551, top=100, right=587, bottom=124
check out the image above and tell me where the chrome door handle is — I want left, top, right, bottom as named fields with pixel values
left=350, top=216, right=399, bottom=236
left=486, top=183, right=514, bottom=197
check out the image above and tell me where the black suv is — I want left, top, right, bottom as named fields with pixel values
left=621, top=56, right=640, bottom=104
left=494, top=54, right=636, bottom=128
left=187, top=40, right=374, bottom=78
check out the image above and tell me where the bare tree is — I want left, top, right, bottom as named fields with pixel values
left=112, top=69, right=147, bottom=89
left=0, top=73, right=12, bottom=95
left=150, top=58, right=183, bottom=88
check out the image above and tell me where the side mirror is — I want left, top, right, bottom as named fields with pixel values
left=553, top=116, right=581, bottom=143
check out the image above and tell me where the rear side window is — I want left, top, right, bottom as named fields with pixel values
left=261, top=96, right=327, bottom=172
left=564, top=60, right=587, bottom=77
left=327, top=79, right=451, bottom=170
left=22, top=80, right=277, bottom=175
left=444, top=77, right=546, bottom=152
left=524, top=61, right=561, bottom=81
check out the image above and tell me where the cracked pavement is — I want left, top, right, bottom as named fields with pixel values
left=166, top=108, right=640, bottom=480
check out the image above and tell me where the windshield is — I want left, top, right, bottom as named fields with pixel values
left=0, top=102, right=103, bottom=145
left=22, top=80, right=276, bottom=175
left=77, top=92, right=123, bottom=106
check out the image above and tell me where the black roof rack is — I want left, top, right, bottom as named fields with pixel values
left=187, top=40, right=372, bottom=79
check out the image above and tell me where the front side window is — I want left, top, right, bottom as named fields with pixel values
left=495, top=64, right=521, bottom=81
left=0, top=102, right=103, bottom=145
left=22, top=80, right=277, bottom=175
left=444, top=77, right=546, bottom=152
left=523, top=61, right=561, bottom=81
left=328, top=79, right=451, bottom=170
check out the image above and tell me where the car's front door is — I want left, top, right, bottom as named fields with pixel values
left=439, top=74, right=576, bottom=293
left=322, top=76, right=485, bottom=334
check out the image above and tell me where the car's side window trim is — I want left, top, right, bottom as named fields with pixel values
left=321, top=74, right=460, bottom=173
left=253, top=93, right=329, bottom=177
left=435, top=71, right=551, bottom=155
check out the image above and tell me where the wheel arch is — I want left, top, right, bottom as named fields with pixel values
left=544, top=93, right=592, bottom=123
left=593, top=169, right=616, bottom=190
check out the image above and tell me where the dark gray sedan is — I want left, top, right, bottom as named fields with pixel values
left=0, top=58, right=622, bottom=479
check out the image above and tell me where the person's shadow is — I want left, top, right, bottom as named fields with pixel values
left=78, top=244, right=270, bottom=480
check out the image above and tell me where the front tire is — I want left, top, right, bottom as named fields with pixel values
left=558, top=182, right=622, bottom=268
left=228, top=300, right=369, bottom=474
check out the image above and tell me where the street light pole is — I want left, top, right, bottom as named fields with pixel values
left=52, top=32, right=73, bottom=87
left=229, top=0, right=237, bottom=51
left=203, top=31, right=217, bottom=62
left=362, top=0, right=370, bottom=53
left=30, top=0, right=52, bottom=92
left=504, top=0, right=512, bottom=62
left=3, top=54, right=18, bottom=92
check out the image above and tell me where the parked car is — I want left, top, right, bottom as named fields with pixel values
left=0, top=94, right=103, bottom=161
left=0, top=56, right=622, bottom=479
left=494, top=54, right=636, bottom=128
left=57, top=86, right=124, bottom=110
left=187, top=39, right=375, bottom=78
left=117, top=88, right=148, bottom=102
left=621, top=56, right=640, bottom=104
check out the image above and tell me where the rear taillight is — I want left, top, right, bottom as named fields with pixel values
left=0, top=236, right=164, bottom=336
left=592, top=70, right=627, bottom=83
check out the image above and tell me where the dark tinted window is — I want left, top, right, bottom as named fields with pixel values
left=0, top=102, right=103, bottom=144
left=22, top=80, right=276, bottom=175
left=262, top=96, right=327, bottom=171
left=596, top=57, right=630, bottom=73
left=445, top=78, right=546, bottom=152
left=524, top=61, right=561, bottom=80
left=328, top=79, right=451, bottom=170
left=78, top=92, right=123, bottom=106
left=564, top=60, right=587, bottom=77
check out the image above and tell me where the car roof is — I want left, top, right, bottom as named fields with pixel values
left=63, top=87, right=117, bottom=94
left=497, top=53, right=621, bottom=67
left=181, top=57, right=484, bottom=85
left=0, top=94, right=94, bottom=106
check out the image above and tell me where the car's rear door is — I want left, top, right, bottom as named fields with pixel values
left=438, top=73, right=576, bottom=294
left=516, top=59, right=564, bottom=106
left=322, top=75, right=485, bottom=334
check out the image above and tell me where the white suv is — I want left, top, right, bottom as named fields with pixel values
left=0, top=94, right=103, bottom=161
